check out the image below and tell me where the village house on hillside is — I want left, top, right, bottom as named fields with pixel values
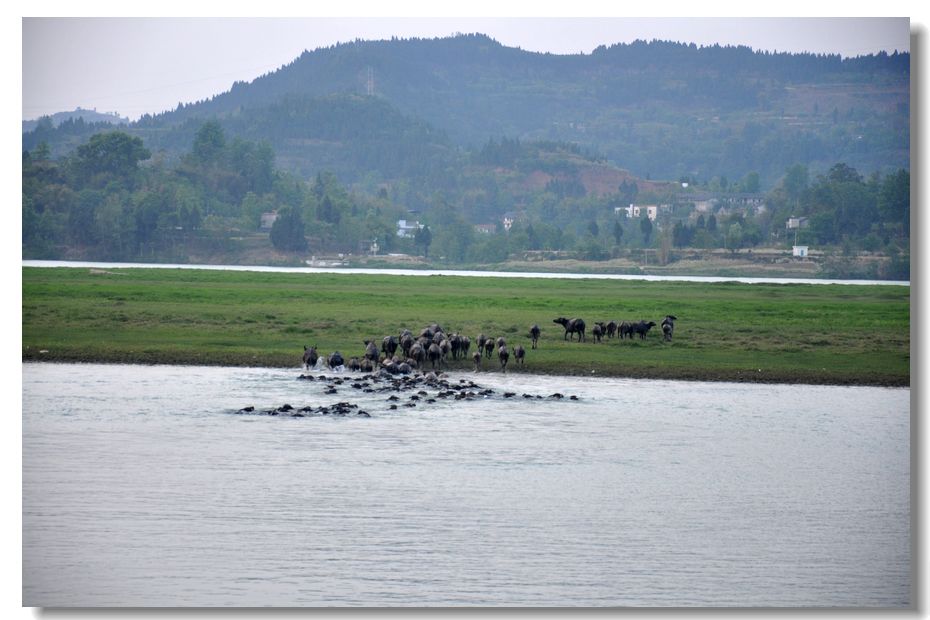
left=672, top=191, right=768, bottom=217
left=260, top=211, right=278, bottom=230
left=614, top=204, right=667, bottom=221
left=396, top=219, right=423, bottom=238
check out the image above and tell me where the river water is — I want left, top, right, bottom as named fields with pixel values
left=21, top=259, right=909, bottom=286
left=22, top=363, right=910, bottom=607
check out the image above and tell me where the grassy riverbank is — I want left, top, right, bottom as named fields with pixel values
left=22, top=267, right=910, bottom=386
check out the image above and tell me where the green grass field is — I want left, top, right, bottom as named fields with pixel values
left=21, top=267, right=910, bottom=386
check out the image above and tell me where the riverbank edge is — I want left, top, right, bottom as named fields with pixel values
left=21, top=351, right=910, bottom=388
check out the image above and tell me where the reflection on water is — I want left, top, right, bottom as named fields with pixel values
left=22, top=363, right=910, bottom=606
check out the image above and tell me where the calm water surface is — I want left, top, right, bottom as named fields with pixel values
left=22, top=363, right=910, bottom=607
left=21, top=259, right=909, bottom=286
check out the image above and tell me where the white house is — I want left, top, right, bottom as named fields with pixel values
left=792, top=245, right=809, bottom=257
left=616, top=204, right=660, bottom=221
left=396, top=219, right=423, bottom=238
left=260, top=211, right=278, bottom=230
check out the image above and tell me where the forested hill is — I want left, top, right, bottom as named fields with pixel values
left=24, top=34, right=909, bottom=188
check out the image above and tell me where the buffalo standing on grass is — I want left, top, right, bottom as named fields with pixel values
left=364, top=340, right=379, bottom=363
left=661, top=315, right=678, bottom=341
left=514, top=344, right=526, bottom=365
left=632, top=320, right=657, bottom=340
left=554, top=317, right=586, bottom=342
left=619, top=321, right=634, bottom=339
left=606, top=321, right=618, bottom=339
left=382, top=335, right=398, bottom=358
left=498, top=345, right=510, bottom=372
left=409, top=343, right=426, bottom=368
left=529, top=324, right=541, bottom=349
left=428, top=343, right=443, bottom=370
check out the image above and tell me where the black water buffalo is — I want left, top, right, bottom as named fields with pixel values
left=363, top=340, right=379, bottom=363
left=529, top=324, right=540, bottom=349
left=484, top=338, right=496, bottom=359
left=514, top=344, right=526, bottom=365
left=606, top=321, right=618, bottom=339
left=592, top=322, right=605, bottom=343
left=440, top=338, right=452, bottom=362
left=359, top=357, right=374, bottom=373
left=619, top=321, right=634, bottom=339
left=476, top=333, right=488, bottom=352
left=409, top=343, right=426, bottom=368
left=382, top=335, right=398, bottom=358
left=427, top=343, right=443, bottom=369
left=661, top=315, right=678, bottom=341
left=328, top=351, right=345, bottom=369
left=472, top=350, right=482, bottom=371
left=400, top=333, right=415, bottom=357
left=498, top=345, right=510, bottom=372
left=554, top=317, right=586, bottom=342
left=302, top=345, right=319, bottom=371
left=449, top=333, right=464, bottom=360
left=347, top=356, right=361, bottom=372
left=632, top=320, right=657, bottom=340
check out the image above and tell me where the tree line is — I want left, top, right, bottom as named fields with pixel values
left=23, top=122, right=909, bottom=280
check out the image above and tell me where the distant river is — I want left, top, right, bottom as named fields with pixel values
left=21, top=259, right=909, bottom=286
left=22, top=363, right=910, bottom=606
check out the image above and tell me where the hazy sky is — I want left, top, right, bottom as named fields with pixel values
left=22, top=16, right=912, bottom=122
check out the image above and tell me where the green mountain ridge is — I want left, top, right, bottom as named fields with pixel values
left=24, top=34, right=909, bottom=189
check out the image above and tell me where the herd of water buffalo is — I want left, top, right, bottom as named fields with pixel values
left=302, top=315, right=677, bottom=375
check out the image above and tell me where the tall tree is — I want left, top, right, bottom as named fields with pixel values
left=414, top=224, right=433, bottom=258
left=270, top=205, right=308, bottom=252
left=192, top=121, right=226, bottom=164
left=73, top=131, right=150, bottom=183
left=640, top=215, right=653, bottom=244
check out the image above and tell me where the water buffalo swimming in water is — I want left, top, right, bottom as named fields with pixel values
left=554, top=317, right=586, bottom=342
left=327, top=351, right=345, bottom=369
left=632, top=320, right=657, bottom=340
left=302, top=345, right=319, bottom=371
left=498, top=345, right=510, bottom=372
left=661, top=315, right=678, bottom=341
left=529, top=324, right=540, bottom=349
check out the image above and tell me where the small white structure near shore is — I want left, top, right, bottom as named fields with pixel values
left=793, top=245, right=809, bottom=258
